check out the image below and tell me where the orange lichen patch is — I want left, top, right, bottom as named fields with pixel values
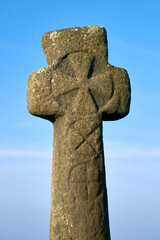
left=53, top=174, right=56, bottom=186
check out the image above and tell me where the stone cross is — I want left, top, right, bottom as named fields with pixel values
left=27, top=26, right=131, bottom=240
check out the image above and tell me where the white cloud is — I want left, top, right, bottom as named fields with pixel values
left=0, top=149, right=51, bottom=159
left=110, top=38, right=160, bottom=58
left=104, top=141, right=160, bottom=162
left=0, top=149, right=52, bottom=175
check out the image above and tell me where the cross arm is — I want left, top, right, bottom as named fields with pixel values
left=27, top=66, right=60, bottom=121
left=27, top=66, right=79, bottom=122
left=102, top=66, right=131, bottom=121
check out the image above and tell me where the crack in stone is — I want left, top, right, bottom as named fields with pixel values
left=87, top=57, right=95, bottom=79
left=57, top=87, right=79, bottom=99
left=73, top=123, right=100, bottom=152
left=88, top=88, right=99, bottom=112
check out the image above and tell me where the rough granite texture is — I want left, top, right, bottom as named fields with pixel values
left=27, top=26, right=131, bottom=240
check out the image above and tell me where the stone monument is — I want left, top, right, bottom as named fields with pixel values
left=27, top=26, right=131, bottom=240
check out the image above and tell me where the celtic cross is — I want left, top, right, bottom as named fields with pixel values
left=27, top=26, right=131, bottom=240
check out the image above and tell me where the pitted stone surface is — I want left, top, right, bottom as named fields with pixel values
left=27, top=26, right=131, bottom=240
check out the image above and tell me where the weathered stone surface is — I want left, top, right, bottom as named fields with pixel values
left=27, top=26, right=131, bottom=240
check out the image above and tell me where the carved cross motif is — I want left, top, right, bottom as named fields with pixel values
left=27, top=26, right=131, bottom=240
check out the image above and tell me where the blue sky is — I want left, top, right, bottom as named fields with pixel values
left=0, top=0, right=160, bottom=239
